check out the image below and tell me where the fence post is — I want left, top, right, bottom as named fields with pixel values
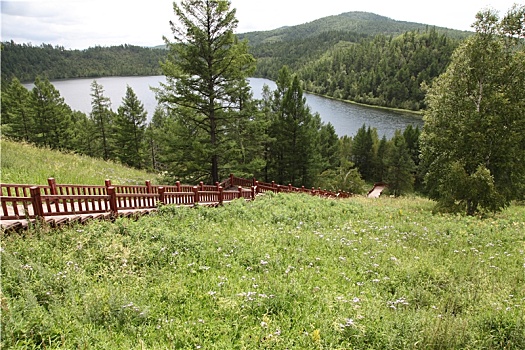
left=200, top=181, right=204, bottom=191
left=238, top=186, right=243, bottom=199
left=47, top=178, right=57, bottom=195
left=158, top=187, right=165, bottom=205
left=30, top=186, right=44, bottom=218
left=146, top=180, right=152, bottom=194
left=105, top=179, right=112, bottom=194
left=255, top=181, right=260, bottom=195
left=219, top=186, right=223, bottom=205
left=253, top=177, right=257, bottom=187
left=272, top=181, right=275, bottom=188
left=230, top=174, right=235, bottom=187
left=251, top=186, right=255, bottom=200
left=108, top=187, right=118, bottom=215
left=193, top=186, right=199, bottom=204
left=176, top=181, right=181, bottom=192
left=288, top=184, right=292, bottom=192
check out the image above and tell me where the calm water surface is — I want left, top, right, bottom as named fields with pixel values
left=24, top=76, right=423, bottom=138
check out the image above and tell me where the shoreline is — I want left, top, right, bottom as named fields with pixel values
left=305, top=90, right=424, bottom=119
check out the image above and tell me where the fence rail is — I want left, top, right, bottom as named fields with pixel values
left=1, top=174, right=351, bottom=230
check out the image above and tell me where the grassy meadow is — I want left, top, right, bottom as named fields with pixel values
left=1, top=191, right=524, bottom=349
left=0, top=139, right=161, bottom=185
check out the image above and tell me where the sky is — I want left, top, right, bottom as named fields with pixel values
left=1, top=0, right=520, bottom=50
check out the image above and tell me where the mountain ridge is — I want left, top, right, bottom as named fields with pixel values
left=237, top=11, right=472, bottom=46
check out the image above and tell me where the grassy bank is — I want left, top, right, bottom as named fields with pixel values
left=2, top=193, right=524, bottom=349
left=0, top=139, right=161, bottom=185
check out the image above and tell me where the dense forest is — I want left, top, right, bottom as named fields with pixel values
left=0, top=42, right=165, bottom=82
left=239, top=12, right=469, bottom=111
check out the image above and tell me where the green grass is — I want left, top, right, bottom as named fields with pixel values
left=0, top=139, right=161, bottom=185
left=2, top=193, right=524, bottom=349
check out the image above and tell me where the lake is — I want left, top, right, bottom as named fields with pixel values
left=24, top=76, right=423, bottom=138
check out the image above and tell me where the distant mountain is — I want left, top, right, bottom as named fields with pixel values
left=237, top=11, right=471, bottom=46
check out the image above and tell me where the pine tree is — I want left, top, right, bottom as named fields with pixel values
left=31, top=77, right=72, bottom=150
left=90, top=80, right=114, bottom=160
left=70, top=110, right=97, bottom=156
left=268, top=69, right=322, bottom=187
left=156, top=0, right=256, bottom=183
left=351, top=124, right=377, bottom=181
left=1, top=77, right=33, bottom=142
left=114, top=85, right=147, bottom=168
left=384, top=131, right=415, bottom=196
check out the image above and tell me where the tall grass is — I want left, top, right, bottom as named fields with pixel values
left=2, top=193, right=524, bottom=349
left=0, top=139, right=161, bottom=185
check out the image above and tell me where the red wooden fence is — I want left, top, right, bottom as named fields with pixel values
left=1, top=174, right=351, bottom=230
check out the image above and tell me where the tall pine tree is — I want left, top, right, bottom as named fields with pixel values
left=90, top=80, right=114, bottom=160
left=155, top=0, right=256, bottom=183
left=268, top=68, right=322, bottom=187
left=31, top=77, right=72, bottom=150
left=114, top=85, right=147, bottom=168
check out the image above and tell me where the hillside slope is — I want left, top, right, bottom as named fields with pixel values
left=0, top=139, right=161, bottom=185
left=2, top=192, right=524, bottom=348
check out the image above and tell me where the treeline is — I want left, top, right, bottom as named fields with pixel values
left=250, top=28, right=461, bottom=111
left=0, top=42, right=166, bottom=83
left=1, top=70, right=420, bottom=196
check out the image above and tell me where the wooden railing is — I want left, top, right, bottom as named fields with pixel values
left=1, top=174, right=351, bottom=228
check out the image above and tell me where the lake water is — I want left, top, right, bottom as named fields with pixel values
left=24, top=76, right=423, bottom=138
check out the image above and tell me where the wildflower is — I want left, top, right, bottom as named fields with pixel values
left=339, top=318, right=356, bottom=329
left=311, top=329, right=321, bottom=343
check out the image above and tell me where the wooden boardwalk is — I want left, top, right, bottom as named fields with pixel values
left=1, top=175, right=351, bottom=232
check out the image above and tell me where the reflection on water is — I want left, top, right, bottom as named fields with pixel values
left=24, top=76, right=423, bottom=138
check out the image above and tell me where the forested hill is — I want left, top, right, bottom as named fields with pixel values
left=0, top=42, right=166, bottom=83
left=240, top=12, right=472, bottom=111
left=238, top=11, right=471, bottom=46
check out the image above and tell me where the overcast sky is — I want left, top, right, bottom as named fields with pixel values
left=1, top=0, right=519, bottom=50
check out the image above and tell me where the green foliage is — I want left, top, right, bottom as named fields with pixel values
left=90, top=80, right=115, bottom=160
left=156, top=0, right=256, bottom=184
left=1, top=77, right=33, bottom=142
left=241, top=11, right=467, bottom=111
left=383, top=130, right=416, bottom=196
left=30, top=77, right=74, bottom=150
left=296, top=29, right=460, bottom=111
left=265, top=68, right=324, bottom=187
left=114, top=86, right=147, bottom=168
left=351, top=124, right=378, bottom=181
left=2, top=194, right=524, bottom=348
left=421, top=5, right=525, bottom=215
left=1, top=42, right=166, bottom=83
